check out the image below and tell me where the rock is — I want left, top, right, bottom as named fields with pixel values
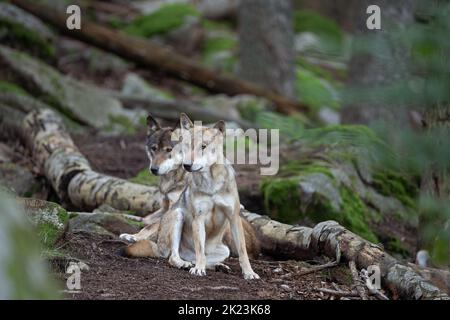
left=0, top=3, right=55, bottom=59
left=19, top=198, right=69, bottom=248
left=0, top=87, right=85, bottom=133
left=0, top=192, right=59, bottom=299
left=0, top=46, right=141, bottom=132
left=200, top=94, right=242, bottom=121
left=121, top=73, right=174, bottom=102
left=0, top=163, right=40, bottom=197
left=318, top=107, right=341, bottom=125
left=68, top=212, right=140, bottom=237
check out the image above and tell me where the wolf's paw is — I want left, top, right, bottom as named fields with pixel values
left=169, top=255, right=192, bottom=269
left=243, top=270, right=260, bottom=280
left=119, top=233, right=137, bottom=243
left=189, top=266, right=206, bottom=276
left=215, top=263, right=231, bottom=273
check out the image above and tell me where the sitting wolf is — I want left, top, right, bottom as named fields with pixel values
left=121, top=115, right=259, bottom=271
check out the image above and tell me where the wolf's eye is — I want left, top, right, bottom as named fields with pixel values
left=201, top=143, right=207, bottom=150
left=151, top=145, right=158, bottom=151
left=165, top=147, right=172, bottom=153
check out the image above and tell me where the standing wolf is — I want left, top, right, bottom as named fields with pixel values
left=121, top=114, right=260, bottom=277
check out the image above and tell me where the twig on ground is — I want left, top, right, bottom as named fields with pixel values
left=349, top=260, right=369, bottom=300
left=313, top=288, right=359, bottom=297
left=360, top=269, right=390, bottom=300
left=296, top=260, right=339, bottom=277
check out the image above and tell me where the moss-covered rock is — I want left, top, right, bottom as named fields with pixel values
left=0, top=45, right=142, bottom=133
left=0, top=3, right=55, bottom=60
left=0, top=80, right=27, bottom=96
left=261, top=125, right=418, bottom=247
left=19, top=198, right=69, bottom=248
left=124, top=3, right=200, bottom=38
left=293, top=10, right=344, bottom=55
left=121, top=72, right=174, bottom=102
left=68, top=212, right=140, bottom=237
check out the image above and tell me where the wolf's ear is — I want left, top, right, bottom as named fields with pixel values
left=180, top=113, right=193, bottom=130
left=213, top=120, right=225, bottom=133
left=147, top=114, right=160, bottom=132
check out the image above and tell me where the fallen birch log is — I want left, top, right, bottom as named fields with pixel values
left=241, top=210, right=449, bottom=300
left=22, top=109, right=159, bottom=215
left=11, top=0, right=308, bottom=116
left=22, top=109, right=448, bottom=300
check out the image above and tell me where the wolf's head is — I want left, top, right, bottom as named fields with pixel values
left=145, top=114, right=183, bottom=176
left=179, top=113, right=225, bottom=173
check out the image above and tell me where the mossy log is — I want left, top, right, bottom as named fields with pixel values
left=22, top=109, right=159, bottom=215
left=241, top=210, right=449, bottom=300
left=11, top=0, right=308, bottom=116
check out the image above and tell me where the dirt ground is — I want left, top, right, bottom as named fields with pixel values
left=49, top=131, right=370, bottom=300
left=53, top=232, right=361, bottom=300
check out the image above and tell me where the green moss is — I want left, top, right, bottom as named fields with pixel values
left=201, top=36, right=236, bottom=72
left=385, top=238, right=410, bottom=258
left=280, top=160, right=334, bottom=179
left=0, top=80, right=27, bottom=95
left=0, top=20, right=54, bottom=59
left=261, top=173, right=378, bottom=243
left=129, top=169, right=159, bottom=186
left=201, top=19, right=233, bottom=31
left=202, top=36, right=235, bottom=56
left=293, top=10, right=343, bottom=52
left=124, top=3, right=199, bottom=38
left=35, top=206, right=69, bottom=248
left=295, top=67, right=340, bottom=110
left=371, top=171, right=418, bottom=208
left=261, top=177, right=301, bottom=223
left=124, top=217, right=146, bottom=229
left=107, top=114, right=137, bottom=135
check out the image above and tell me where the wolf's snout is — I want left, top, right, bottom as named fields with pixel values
left=151, top=167, right=159, bottom=175
left=183, top=163, right=192, bottom=171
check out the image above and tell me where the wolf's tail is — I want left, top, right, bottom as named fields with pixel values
left=118, top=240, right=159, bottom=258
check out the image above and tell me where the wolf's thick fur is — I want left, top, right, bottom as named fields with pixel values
left=121, top=115, right=260, bottom=269
left=119, top=115, right=186, bottom=243
left=177, top=114, right=259, bottom=279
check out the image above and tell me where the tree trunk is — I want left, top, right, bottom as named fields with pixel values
left=11, top=0, right=308, bottom=116
left=237, top=0, right=296, bottom=98
left=22, top=109, right=160, bottom=215
left=344, top=0, right=417, bottom=124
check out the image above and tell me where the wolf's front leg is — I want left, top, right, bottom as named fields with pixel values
left=229, top=209, right=259, bottom=280
left=167, top=208, right=192, bottom=269
left=119, top=221, right=160, bottom=243
left=189, top=216, right=207, bottom=276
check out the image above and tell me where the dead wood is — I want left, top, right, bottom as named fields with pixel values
left=22, top=109, right=160, bottom=215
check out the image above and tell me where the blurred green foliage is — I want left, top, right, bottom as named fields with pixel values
left=124, top=3, right=199, bottom=38
left=345, top=0, right=450, bottom=264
